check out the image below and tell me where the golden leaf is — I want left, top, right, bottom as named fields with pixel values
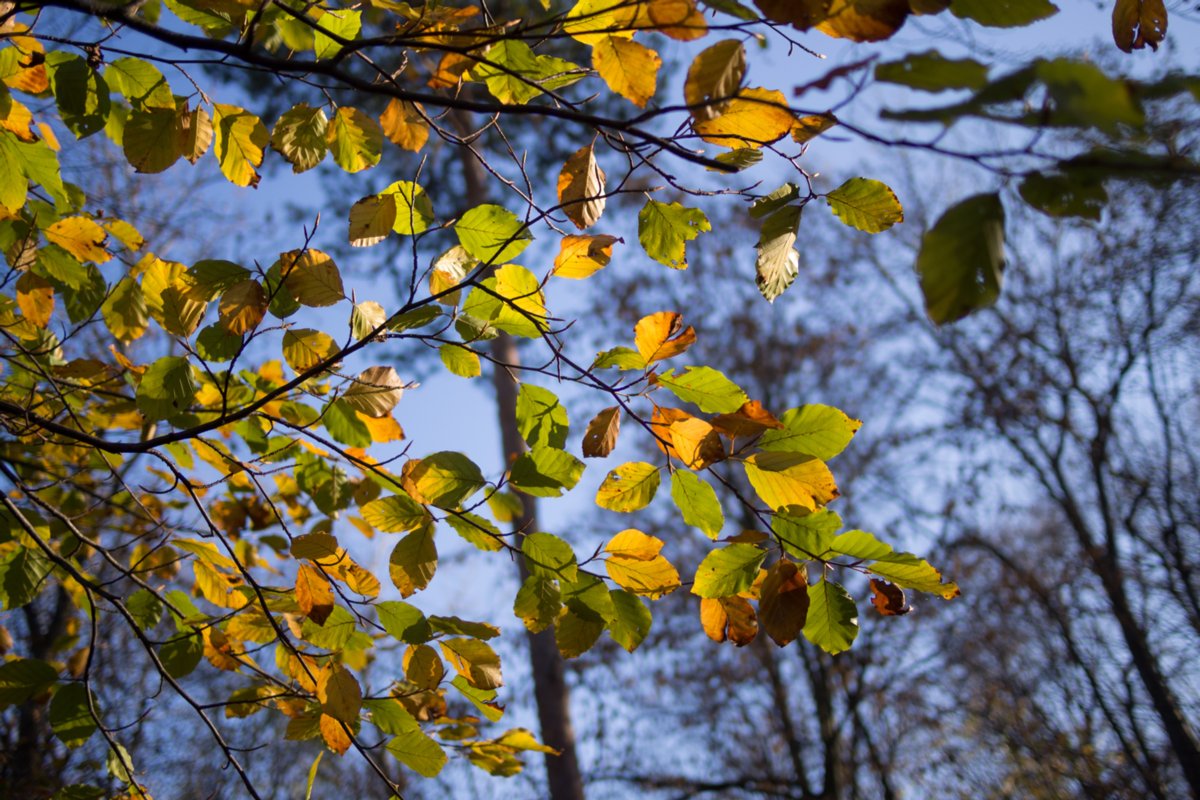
left=593, top=35, right=661, bottom=108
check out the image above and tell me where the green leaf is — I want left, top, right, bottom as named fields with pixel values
left=159, top=630, right=203, bottom=678
left=759, top=404, right=862, bottom=460
left=136, top=356, right=196, bottom=421
left=105, top=57, right=174, bottom=110
left=596, top=462, right=660, bottom=513
left=408, top=452, right=485, bottom=508
left=775, top=510, right=842, bottom=559
left=381, top=180, right=435, bottom=236
left=389, top=526, right=437, bottom=597
left=195, top=324, right=242, bottom=362
left=471, top=39, right=583, bottom=104
left=321, top=399, right=371, bottom=448
left=917, top=192, right=1006, bottom=325
left=653, top=366, right=748, bottom=414
left=456, top=204, right=532, bottom=265
left=461, top=264, right=547, bottom=339
left=1018, top=172, right=1107, bottom=221
left=126, top=588, right=164, bottom=631
left=555, top=606, right=605, bottom=658
left=875, top=51, right=989, bottom=92
left=377, top=600, right=433, bottom=644
left=362, top=493, right=429, bottom=534
left=522, top=532, right=579, bottom=582
left=755, top=204, right=800, bottom=303
left=829, top=529, right=894, bottom=560
left=691, top=544, right=765, bottom=598
left=326, top=106, right=382, bottom=173
left=1034, top=59, right=1144, bottom=132
left=122, top=107, right=182, bottom=173
left=313, top=8, right=361, bottom=60
left=0, top=658, right=57, bottom=708
left=46, top=53, right=111, bottom=138
left=0, top=545, right=53, bottom=610
left=383, top=711, right=447, bottom=778
left=101, top=276, right=148, bottom=343
left=607, top=589, right=652, bottom=652
left=670, top=470, right=724, bottom=539
left=270, top=103, right=328, bottom=173
left=950, top=0, right=1058, bottom=27
left=802, top=579, right=858, bottom=655
left=825, top=178, right=904, bottom=234
left=439, top=344, right=481, bottom=378
left=514, top=575, right=561, bottom=633
left=515, top=384, right=569, bottom=449
left=592, top=347, right=646, bottom=371
left=450, top=675, right=504, bottom=722
left=510, top=447, right=584, bottom=498
left=638, top=200, right=711, bottom=269
left=868, top=553, right=961, bottom=598
left=50, top=683, right=97, bottom=748
left=446, top=513, right=504, bottom=552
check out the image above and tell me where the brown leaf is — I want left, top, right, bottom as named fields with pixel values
left=711, top=400, right=786, bottom=438
left=759, top=561, right=810, bottom=646
left=869, top=578, right=911, bottom=616
left=1112, top=0, right=1167, bottom=53
left=557, top=143, right=607, bottom=230
left=699, top=595, right=758, bottom=645
left=582, top=406, right=621, bottom=458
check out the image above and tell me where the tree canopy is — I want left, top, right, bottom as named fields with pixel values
left=0, top=0, right=1195, bottom=797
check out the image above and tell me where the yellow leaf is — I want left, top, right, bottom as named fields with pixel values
left=3, top=34, right=48, bottom=95
left=792, top=113, right=838, bottom=144
left=281, top=249, right=345, bottom=307
left=557, top=144, right=606, bottom=230
left=348, top=193, right=397, bottom=248
left=15, top=271, right=53, bottom=328
left=296, top=563, right=334, bottom=625
left=193, top=560, right=249, bottom=609
left=341, top=366, right=405, bottom=417
left=647, top=0, right=707, bottom=40
left=212, top=104, right=268, bottom=188
left=0, top=98, right=35, bottom=141
left=380, top=98, right=429, bottom=151
left=282, top=329, right=339, bottom=373
left=178, top=103, right=214, bottom=164
left=596, top=462, right=660, bottom=512
left=358, top=411, right=405, bottom=443
left=45, top=217, right=110, bottom=263
left=553, top=234, right=618, bottom=279
left=319, top=714, right=352, bottom=755
left=634, top=311, right=696, bottom=364
left=815, top=0, right=911, bottom=42
left=667, top=415, right=725, bottom=469
left=404, top=644, right=445, bottom=690
left=582, top=406, right=620, bottom=458
left=564, top=0, right=640, bottom=44
left=693, top=87, right=796, bottom=149
left=218, top=279, right=267, bottom=335
left=592, top=36, right=661, bottom=108
left=605, top=529, right=664, bottom=560
left=743, top=451, right=839, bottom=512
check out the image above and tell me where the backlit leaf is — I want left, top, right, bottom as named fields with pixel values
left=389, top=526, right=437, bottom=597
left=635, top=311, right=696, bottom=365
left=553, top=234, right=618, bottom=279
left=380, top=98, right=429, bottom=151
left=326, top=106, right=382, bottom=173
left=825, top=177, right=904, bottom=233
left=693, top=87, right=796, bottom=149
left=699, top=596, right=758, bottom=645
left=759, top=404, right=862, bottom=460
left=638, top=200, right=710, bottom=269
left=670, top=469, right=724, bottom=538
left=596, top=462, right=660, bottom=512
left=743, top=451, right=839, bottom=513
left=758, top=560, right=809, bottom=646
left=683, top=39, right=746, bottom=121
left=136, top=355, right=196, bottom=421
left=456, top=204, right=532, bottom=266
left=917, top=192, right=1005, bottom=325
left=212, top=104, right=267, bottom=188
left=692, top=543, right=765, bottom=598
left=593, top=36, right=661, bottom=108
left=557, top=143, right=606, bottom=229
left=516, top=383, right=569, bottom=449
left=270, top=104, right=328, bottom=173
left=653, top=366, right=748, bottom=413
left=803, top=578, right=858, bottom=654
left=341, top=366, right=405, bottom=417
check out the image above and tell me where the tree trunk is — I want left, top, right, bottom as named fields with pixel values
left=452, top=112, right=585, bottom=800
